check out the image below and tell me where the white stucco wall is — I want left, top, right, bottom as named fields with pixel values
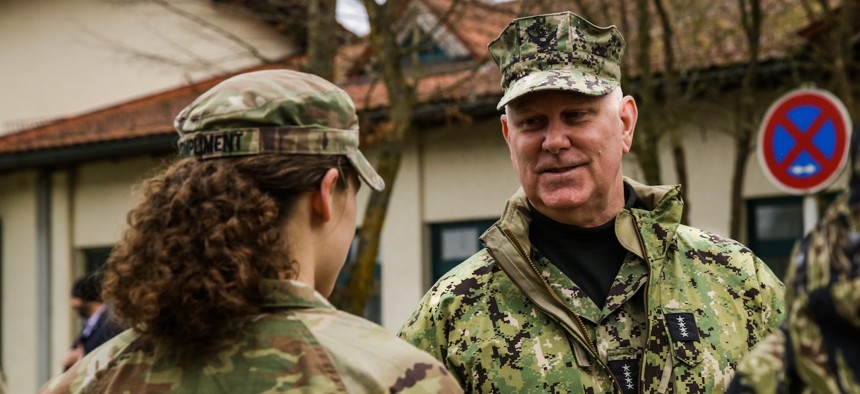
left=376, top=139, right=426, bottom=331
left=49, top=171, right=74, bottom=378
left=422, top=120, right=520, bottom=222
left=0, top=171, right=39, bottom=393
left=73, top=157, right=165, bottom=248
left=0, top=0, right=295, bottom=134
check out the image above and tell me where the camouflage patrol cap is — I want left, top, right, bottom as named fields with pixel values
left=174, top=69, right=385, bottom=191
left=488, top=11, right=625, bottom=110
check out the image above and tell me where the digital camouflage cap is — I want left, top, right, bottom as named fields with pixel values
left=488, top=11, right=625, bottom=110
left=174, top=69, right=385, bottom=191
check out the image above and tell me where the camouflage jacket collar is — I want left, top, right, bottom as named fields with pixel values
left=260, top=279, right=336, bottom=310
left=616, top=178, right=683, bottom=264
left=482, top=177, right=683, bottom=265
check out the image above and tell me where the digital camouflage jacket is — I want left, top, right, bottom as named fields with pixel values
left=729, top=193, right=860, bottom=394
left=399, top=179, right=785, bottom=393
left=40, top=279, right=462, bottom=394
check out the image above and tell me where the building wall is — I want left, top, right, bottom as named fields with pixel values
left=0, top=0, right=294, bottom=134
left=422, top=120, right=520, bottom=222
left=49, top=171, right=73, bottom=380
left=73, top=158, right=165, bottom=248
left=0, top=171, right=39, bottom=393
left=377, top=138, right=426, bottom=331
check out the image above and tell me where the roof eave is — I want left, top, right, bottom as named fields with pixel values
left=0, top=134, right=176, bottom=173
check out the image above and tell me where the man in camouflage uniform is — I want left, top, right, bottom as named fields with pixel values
left=399, top=12, right=785, bottom=393
left=729, top=131, right=860, bottom=394
left=39, top=70, right=462, bottom=393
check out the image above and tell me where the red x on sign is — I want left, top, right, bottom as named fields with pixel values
left=757, top=88, right=852, bottom=194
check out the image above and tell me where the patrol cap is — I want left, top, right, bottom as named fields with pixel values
left=488, top=11, right=625, bottom=110
left=174, top=69, right=385, bottom=191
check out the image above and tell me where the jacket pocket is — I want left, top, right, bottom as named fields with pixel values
left=662, top=309, right=702, bottom=366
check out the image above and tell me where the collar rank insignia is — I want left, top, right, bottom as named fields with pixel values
left=608, top=357, right=640, bottom=394
left=666, top=312, right=700, bottom=341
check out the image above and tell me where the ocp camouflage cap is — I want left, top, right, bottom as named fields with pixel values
left=174, top=69, right=385, bottom=191
left=488, top=11, right=625, bottom=110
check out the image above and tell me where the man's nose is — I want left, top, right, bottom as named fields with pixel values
left=542, top=121, right=572, bottom=154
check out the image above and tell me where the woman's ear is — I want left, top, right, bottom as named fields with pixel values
left=312, top=168, right=341, bottom=223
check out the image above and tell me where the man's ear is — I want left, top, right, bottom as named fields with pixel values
left=501, top=113, right=511, bottom=144
left=619, top=95, right=638, bottom=154
left=501, top=112, right=518, bottom=163
left=312, top=168, right=341, bottom=223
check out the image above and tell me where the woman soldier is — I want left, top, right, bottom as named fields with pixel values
left=40, top=70, right=461, bottom=393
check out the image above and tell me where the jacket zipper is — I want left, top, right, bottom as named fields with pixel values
left=629, top=213, right=659, bottom=394
left=499, top=226, right=624, bottom=393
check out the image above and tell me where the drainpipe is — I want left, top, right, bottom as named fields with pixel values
left=36, top=170, right=52, bottom=386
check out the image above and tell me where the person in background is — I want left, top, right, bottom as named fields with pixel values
left=399, top=11, right=785, bottom=393
left=39, top=69, right=462, bottom=393
left=59, top=272, right=123, bottom=371
left=729, top=131, right=860, bottom=394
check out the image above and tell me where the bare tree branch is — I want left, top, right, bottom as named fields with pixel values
left=148, top=0, right=275, bottom=63
left=72, top=19, right=226, bottom=73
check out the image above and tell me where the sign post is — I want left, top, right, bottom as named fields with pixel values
left=757, top=87, right=852, bottom=233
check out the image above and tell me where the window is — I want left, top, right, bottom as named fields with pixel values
left=82, top=247, right=113, bottom=274
left=398, top=29, right=467, bottom=66
left=747, top=193, right=837, bottom=278
left=430, top=219, right=497, bottom=285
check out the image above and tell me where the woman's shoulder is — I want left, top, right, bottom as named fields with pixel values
left=266, top=307, right=462, bottom=392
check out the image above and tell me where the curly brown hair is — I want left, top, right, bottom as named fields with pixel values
left=103, top=154, right=356, bottom=360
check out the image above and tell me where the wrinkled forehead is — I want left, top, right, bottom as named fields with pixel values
left=506, top=89, right=609, bottom=112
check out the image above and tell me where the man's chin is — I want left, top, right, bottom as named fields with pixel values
left=533, top=189, right=589, bottom=209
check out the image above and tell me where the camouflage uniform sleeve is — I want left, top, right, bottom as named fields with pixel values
left=726, top=329, right=788, bottom=393
left=752, top=254, right=786, bottom=337
left=37, top=361, right=80, bottom=394
left=38, top=329, right=135, bottom=394
left=398, top=287, right=448, bottom=366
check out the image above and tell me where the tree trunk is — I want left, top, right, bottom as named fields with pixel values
left=340, top=128, right=404, bottom=315
left=336, top=0, right=418, bottom=316
left=654, top=0, right=690, bottom=224
left=632, top=0, right=662, bottom=186
left=832, top=0, right=856, bottom=117
left=729, top=0, right=761, bottom=240
left=306, top=0, right=338, bottom=81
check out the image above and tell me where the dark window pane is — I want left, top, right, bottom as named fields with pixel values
left=430, top=219, right=496, bottom=285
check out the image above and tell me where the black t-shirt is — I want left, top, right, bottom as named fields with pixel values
left=528, top=183, right=639, bottom=310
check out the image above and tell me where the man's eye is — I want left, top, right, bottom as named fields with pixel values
left=519, top=117, right=543, bottom=128
left=565, top=111, right=587, bottom=121
left=564, top=111, right=593, bottom=122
